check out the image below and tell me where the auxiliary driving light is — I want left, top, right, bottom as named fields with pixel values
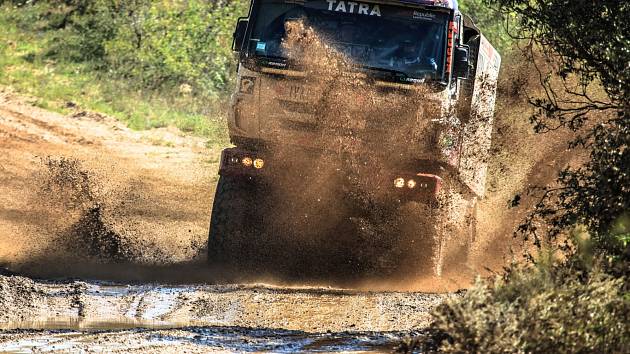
left=242, top=157, right=253, bottom=167
left=253, top=158, right=265, bottom=169
left=394, top=177, right=405, bottom=188
left=407, top=179, right=417, bottom=189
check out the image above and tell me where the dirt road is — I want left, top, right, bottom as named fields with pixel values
left=0, top=85, right=577, bottom=352
left=0, top=88, right=456, bottom=352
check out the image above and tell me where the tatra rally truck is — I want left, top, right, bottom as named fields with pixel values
left=207, top=0, right=501, bottom=279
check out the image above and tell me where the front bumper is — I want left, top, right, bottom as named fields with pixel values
left=218, top=147, right=443, bottom=201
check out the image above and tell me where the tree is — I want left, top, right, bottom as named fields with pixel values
left=492, top=0, right=629, bottom=265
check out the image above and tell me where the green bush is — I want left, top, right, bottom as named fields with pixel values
left=429, top=264, right=629, bottom=353
left=459, top=0, right=513, bottom=53
left=104, top=0, right=248, bottom=96
left=2, top=0, right=249, bottom=97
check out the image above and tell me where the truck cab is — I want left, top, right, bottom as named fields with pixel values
left=208, top=0, right=501, bottom=279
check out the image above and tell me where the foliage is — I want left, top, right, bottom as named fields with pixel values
left=1, top=0, right=249, bottom=97
left=427, top=263, right=630, bottom=353
left=489, top=0, right=630, bottom=262
left=0, top=0, right=248, bottom=143
left=459, top=0, right=513, bottom=53
left=0, top=5, right=229, bottom=145
left=104, top=0, right=248, bottom=95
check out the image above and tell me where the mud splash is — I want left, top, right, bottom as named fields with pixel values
left=0, top=94, right=213, bottom=282
left=0, top=44, right=583, bottom=290
left=31, top=157, right=172, bottom=264
left=6, top=155, right=218, bottom=283
left=212, top=19, right=475, bottom=284
left=35, top=157, right=134, bottom=262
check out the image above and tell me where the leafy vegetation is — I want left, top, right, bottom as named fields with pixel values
left=459, top=0, right=513, bottom=53
left=2, top=0, right=249, bottom=95
left=0, top=0, right=250, bottom=145
left=502, top=0, right=629, bottom=267
left=430, top=263, right=629, bottom=353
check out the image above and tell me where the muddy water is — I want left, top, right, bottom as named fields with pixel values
left=0, top=327, right=400, bottom=352
left=0, top=275, right=449, bottom=352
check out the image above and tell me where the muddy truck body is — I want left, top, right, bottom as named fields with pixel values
left=208, top=0, right=501, bottom=278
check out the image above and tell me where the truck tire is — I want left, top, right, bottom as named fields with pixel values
left=207, top=174, right=262, bottom=274
left=435, top=186, right=478, bottom=277
left=394, top=184, right=477, bottom=278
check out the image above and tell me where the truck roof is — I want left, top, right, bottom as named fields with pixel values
left=395, top=0, right=458, bottom=11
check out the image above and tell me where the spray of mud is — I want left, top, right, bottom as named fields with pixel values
left=212, top=20, right=485, bottom=289
left=11, top=157, right=155, bottom=274
left=1, top=153, right=216, bottom=283
left=33, top=157, right=153, bottom=263
left=0, top=28, right=583, bottom=291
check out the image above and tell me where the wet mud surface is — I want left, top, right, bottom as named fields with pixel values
left=0, top=275, right=451, bottom=352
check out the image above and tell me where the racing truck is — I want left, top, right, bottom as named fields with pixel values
left=208, top=0, right=501, bottom=279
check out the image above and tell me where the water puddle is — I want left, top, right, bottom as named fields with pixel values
left=0, top=325, right=401, bottom=353
left=0, top=318, right=192, bottom=331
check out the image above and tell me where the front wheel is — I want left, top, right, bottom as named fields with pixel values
left=392, top=186, right=477, bottom=278
left=207, top=174, right=263, bottom=274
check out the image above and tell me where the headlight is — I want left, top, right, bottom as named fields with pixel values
left=242, top=157, right=253, bottom=167
left=407, top=179, right=417, bottom=189
left=394, top=177, right=405, bottom=188
left=253, top=158, right=265, bottom=169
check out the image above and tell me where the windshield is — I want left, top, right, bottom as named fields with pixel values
left=247, top=0, right=449, bottom=81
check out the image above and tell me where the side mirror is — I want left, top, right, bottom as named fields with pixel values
left=232, top=18, right=248, bottom=52
left=453, top=45, right=470, bottom=79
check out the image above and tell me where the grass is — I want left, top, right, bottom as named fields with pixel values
left=0, top=8, right=230, bottom=149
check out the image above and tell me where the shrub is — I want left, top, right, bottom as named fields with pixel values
left=490, top=0, right=630, bottom=264
left=104, top=0, right=248, bottom=96
left=429, top=264, right=630, bottom=353
left=2, top=0, right=249, bottom=97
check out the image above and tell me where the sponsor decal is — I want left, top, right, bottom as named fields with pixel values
left=413, top=11, right=436, bottom=20
left=325, top=0, right=381, bottom=16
